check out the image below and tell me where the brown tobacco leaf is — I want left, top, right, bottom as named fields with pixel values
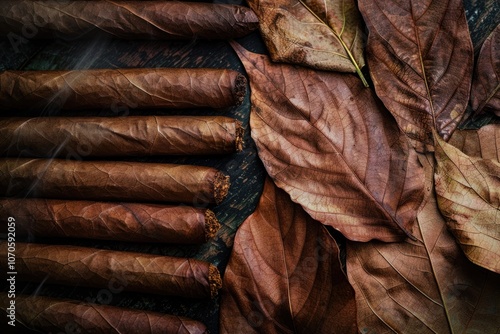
left=232, top=43, right=424, bottom=242
left=246, top=0, right=367, bottom=84
left=447, top=124, right=500, bottom=161
left=346, top=154, right=500, bottom=333
left=471, top=24, right=500, bottom=116
left=0, top=1, right=259, bottom=40
left=220, top=177, right=357, bottom=334
left=1, top=294, right=208, bottom=334
left=434, top=134, right=500, bottom=273
left=358, top=0, right=474, bottom=152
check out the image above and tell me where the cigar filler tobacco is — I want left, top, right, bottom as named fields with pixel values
left=0, top=1, right=259, bottom=40
left=0, top=158, right=230, bottom=205
left=0, top=242, right=223, bottom=299
left=0, top=293, right=209, bottom=334
left=0, top=116, right=244, bottom=157
left=0, top=198, right=221, bottom=243
left=0, top=68, right=247, bottom=111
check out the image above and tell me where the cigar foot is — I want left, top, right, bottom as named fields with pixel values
left=209, top=264, right=223, bottom=298
left=214, top=172, right=230, bottom=205
left=204, top=209, right=221, bottom=241
left=233, top=73, right=247, bottom=106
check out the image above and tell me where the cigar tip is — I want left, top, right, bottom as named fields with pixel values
left=204, top=209, right=221, bottom=241
left=235, top=121, right=244, bottom=152
left=208, top=264, right=222, bottom=299
left=233, top=73, right=247, bottom=106
left=213, top=172, right=230, bottom=205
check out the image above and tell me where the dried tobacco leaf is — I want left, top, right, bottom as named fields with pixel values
left=0, top=1, right=258, bottom=40
left=434, top=134, right=500, bottom=273
left=246, top=0, right=367, bottom=84
left=0, top=198, right=220, bottom=244
left=346, top=154, right=500, bottom=333
left=232, top=43, right=424, bottom=242
left=471, top=24, right=500, bottom=116
left=0, top=116, right=243, bottom=157
left=0, top=158, right=230, bottom=205
left=0, top=242, right=222, bottom=299
left=0, top=68, right=246, bottom=111
left=447, top=124, right=500, bottom=161
left=0, top=294, right=208, bottom=334
left=220, top=177, right=357, bottom=334
left=358, top=0, right=474, bottom=152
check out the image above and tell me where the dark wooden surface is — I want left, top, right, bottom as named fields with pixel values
left=0, top=1, right=498, bottom=333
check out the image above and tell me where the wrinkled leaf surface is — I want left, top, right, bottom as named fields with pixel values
left=246, top=0, right=366, bottom=76
left=220, top=177, right=357, bottom=334
left=434, top=134, right=500, bottom=273
left=358, top=0, right=474, bottom=152
left=347, top=154, right=500, bottom=333
left=233, top=43, right=424, bottom=242
left=447, top=124, right=500, bottom=161
left=471, top=24, right=500, bottom=116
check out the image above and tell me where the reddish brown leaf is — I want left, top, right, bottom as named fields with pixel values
left=246, top=0, right=367, bottom=84
left=220, top=177, right=357, bottom=334
left=346, top=154, right=500, bottom=333
left=232, top=43, right=425, bottom=242
left=447, top=124, right=500, bottom=161
left=434, top=133, right=500, bottom=273
left=358, top=0, right=474, bottom=152
left=471, top=24, right=500, bottom=116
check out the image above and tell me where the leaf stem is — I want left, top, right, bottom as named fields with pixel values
left=298, top=0, right=369, bottom=87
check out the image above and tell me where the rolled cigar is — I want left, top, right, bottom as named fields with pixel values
left=0, top=158, right=230, bottom=205
left=0, top=198, right=221, bottom=243
left=0, top=294, right=208, bottom=334
left=0, top=1, right=259, bottom=40
left=0, top=116, right=244, bottom=157
left=0, top=242, right=223, bottom=298
left=0, top=68, right=247, bottom=111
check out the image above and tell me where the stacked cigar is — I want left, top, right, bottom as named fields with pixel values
left=0, top=1, right=258, bottom=333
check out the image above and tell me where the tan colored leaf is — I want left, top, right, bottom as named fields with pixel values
left=347, top=154, right=500, bottom=333
left=246, top=0, right=367, bottom=84
left=471, top=24, right=500, bottom=116
left=232, top=43, right=425, bottom=242
left=220, top=177, right=357, bottom=334
left=447, top=124, right=500, bottom=161
left=358, top=0, right=474, bottom=152
left=434, top=133, right=500, bottom=273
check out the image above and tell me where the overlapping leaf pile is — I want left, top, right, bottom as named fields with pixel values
left=221, top=0, right=499, bottom=333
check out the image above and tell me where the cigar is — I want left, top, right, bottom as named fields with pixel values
left=0, top=242, right=223, bottom=299
left=0, top=293, right=208, bottom=334
left=0, top=116, right=244, bottom=157
left=0, top=0, right=259, bottom=40
left=0, top=68, right=247, bottom=111
left=0, top=158, right=230, bottom=205
left=0, top=198, right=221, bottom=243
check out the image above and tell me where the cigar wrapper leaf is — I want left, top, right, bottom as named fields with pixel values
left=0, top=116, right=244, bottom=157
left=0, top=242, right=223, bottom=299
left=0, top=198, right=220, bottom=243
left=0, top=68, right=247, bottom=111
left=0, top=158, right=230, bottom=205
left=0, top=293, right=209, bottom=334
left=0, top=1, right=259, bottom=40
